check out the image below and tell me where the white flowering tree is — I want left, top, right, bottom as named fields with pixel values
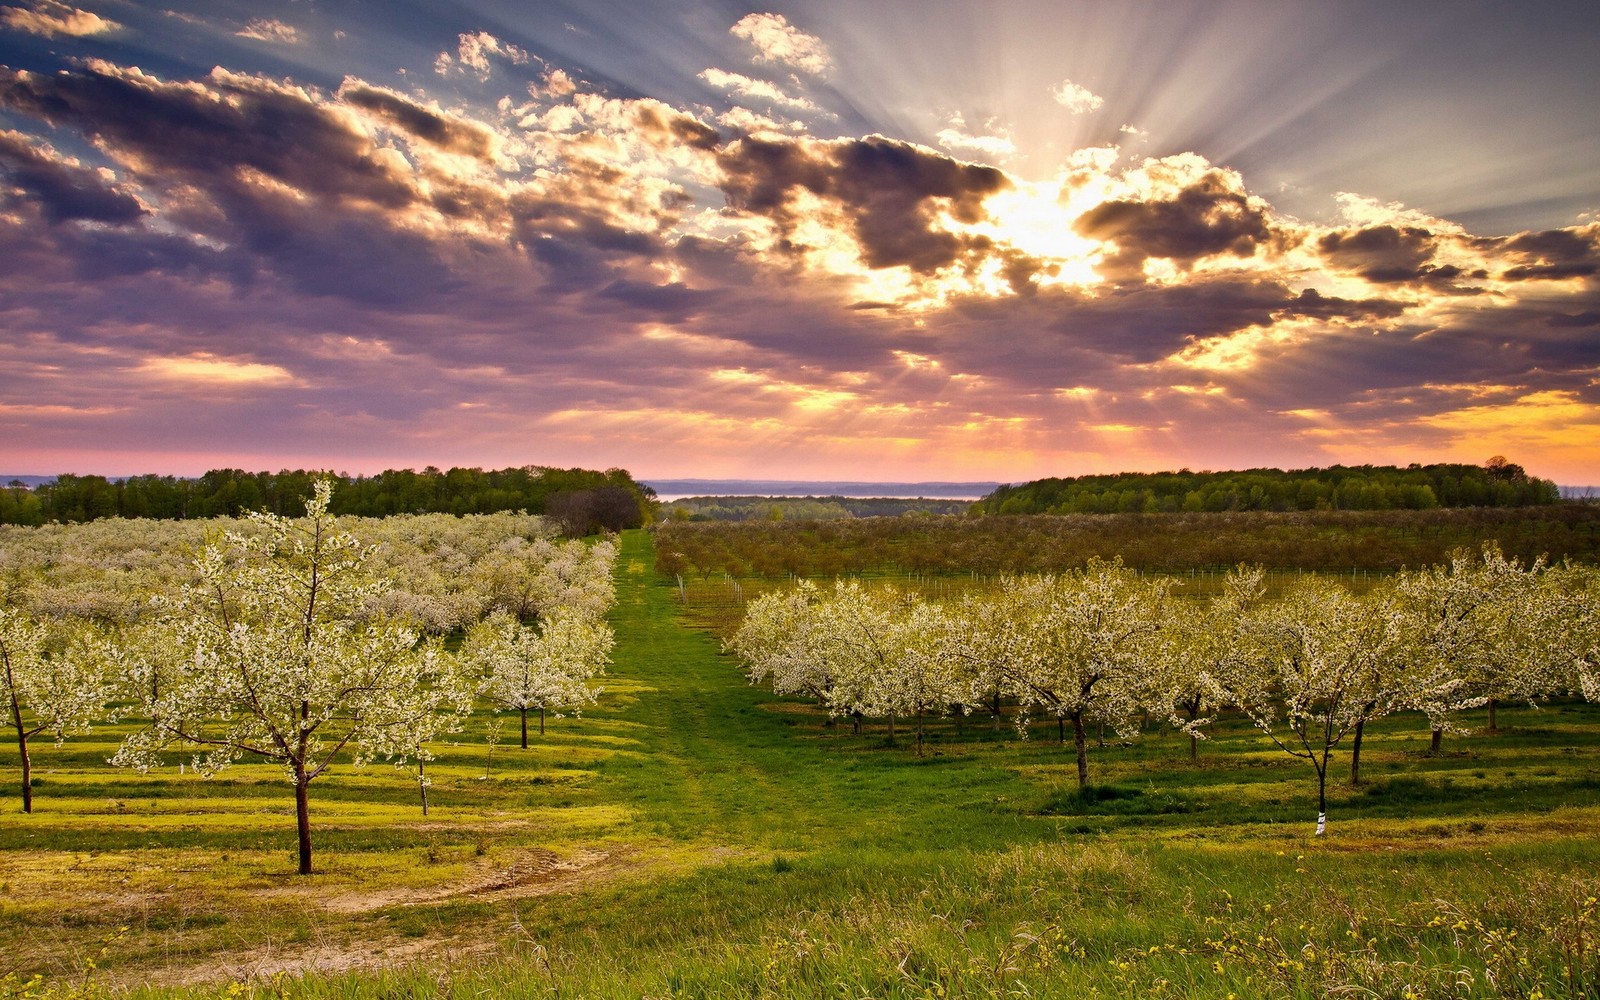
left=1206, top=578, right=1461, bottom=834
left=1008, top=560, right=1172, bottom=788
left=461, top=609, right=612, bottom=748
left=730, top=580, right=835, bottom=708
left=0, top=606, right=103, bottom=813
left=111, top=480, right=469, bottom=875
left=1534, top=562, right=1600, bottom=704
left=880, top=598, right=962, bottom=755
left=1393, top=544, right=1546, bottom=749
left=937, top=586, right=1033, bottom=732
left=1160, top=565, right=1268, bottom=760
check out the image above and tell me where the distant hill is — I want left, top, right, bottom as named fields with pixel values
left=0, top=475, right=55, bottom=488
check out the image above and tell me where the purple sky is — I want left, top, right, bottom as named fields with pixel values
left=2, top=1, right=1597, bottom=483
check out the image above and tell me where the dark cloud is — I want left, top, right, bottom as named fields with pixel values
left=597, top=279, right=716, bottom=321
left=1317, top=225, right=1433, bottom=279
left=1314, top=224, right=1495, bottom=292
left=631, top=102, right=721, bottom=151
left=0, top=64, right=416, bottom=210
left=1547, top=310, right=1600, bottom=328
left=718, top=134, right=1008, bottom=272
left=1275, top=287, right=1407, bottom=321
left=1502, top=262, right=1597, bottom=281
left=337, top=81, right=496, bottom=160
left=1075, top=171, right=1274, bottom=277
left=1492, top=226, right=1600, bottom=282
left=0, top=130, right=144, bottom=224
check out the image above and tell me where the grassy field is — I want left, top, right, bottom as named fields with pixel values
left=2, top=530, right=1598, bottom=998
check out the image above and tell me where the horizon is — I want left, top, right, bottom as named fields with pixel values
left=2, top=1, right=1597, bottom=483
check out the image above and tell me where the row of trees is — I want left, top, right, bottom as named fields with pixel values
left=0, top=483, right=617, bottom=873
left=0, top=465, right=654, bottom=530
left=729, top=547, right=1599, bottom=834
left=971, top=459, right=1562, bottom=516
left=663, top=496, right=974, bottom=522
left=656, top=505, right=1600, bottom=580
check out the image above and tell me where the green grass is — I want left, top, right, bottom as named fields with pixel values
left=1, top=530, right=1597, bottom=998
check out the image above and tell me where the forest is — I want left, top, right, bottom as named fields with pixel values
left=971, top=458, right=1562, bottom=515
left=0, top=465, right=653, bottom=531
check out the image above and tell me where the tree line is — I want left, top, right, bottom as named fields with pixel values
left=0, top=465, right=653, bottom=534
left=729, top=547, right=1599, bottom=835
left=970, top=458, right=1562, bottom=516
left=0, top=485, right=617, bottom=873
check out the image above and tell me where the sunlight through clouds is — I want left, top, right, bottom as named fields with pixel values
left=0, top=1, right=1595, bottom=483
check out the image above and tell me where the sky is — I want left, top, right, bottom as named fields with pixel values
left=1, top=0, right=1597, bottom=484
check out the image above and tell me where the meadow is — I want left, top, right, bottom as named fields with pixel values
left=1, top=529, right=1597, bottom=998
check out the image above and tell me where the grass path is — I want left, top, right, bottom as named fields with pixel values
left=592, top=530, right=1038, bottom=855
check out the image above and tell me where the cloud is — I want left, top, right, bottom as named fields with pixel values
left=339, top=81, right=498, bottom=160
left=434, top=31, right=530, bottom=80
left=1494, top=227, right=1600, bottom=282
left=1075, top=169, right=1276, bottom=277
left=0, top=0, right=116, bottom=37
left=1316, top=225, right=1485, bottom=290
left=935, top=115, right=1016, bottom=160
left=234, top=17, right=299, bottom=44
left=1, top=52, right=1597, bottom=483
left=0, top=130, right=144, bottom=224
left=730, top=13, right=831, bottom=75
left=699, top=68, right=821, bottom=114
left=1051, top=80, right=1104, bottom=114
left=718, top=134, right=1008, bottom=273
left=137, top=354, right=297, bottom=386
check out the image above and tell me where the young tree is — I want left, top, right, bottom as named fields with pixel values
left=730, top=580, right=835, bottom=707
left=462, top=609, right=612, bottom=748
left=937, top=586, right=1034, bottom=732
left=1207, top=578, right=1451, bottom=834
left=111, top=480, right=463, bottom=875
left=1535, top=562, right=1600, bottom=704
left=1393, top=544, right=1543, bottom=749
left=803, top=580, right=918, bottom=743
left=1160, top=565, right=1268, bottom=760
left=1007, top=560, right=1171, bottom=787
left=0, top=607, right=102, bottom=813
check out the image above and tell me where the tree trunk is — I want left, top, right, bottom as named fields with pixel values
left=7, top=683, right=32, bottom=814
left=886, top=714, right=896, bottom=746
left=1072, top=711, right=1089, bottom=788
left=1350, top=718, right=1366, bottom=786
left=539, top=706, right=546, bottom=737
left=1057, top=715, right=1066, bottom=745
left=520, top=707, right=529, bottom=749
left=15, top=728, right=31, bottom=815
left=418, top=760, right=429, bottom=817
left=1315, top=759, right=1328, bottom=836
left=295, top=773, right=313, bottom=875
left=1487, top=698, right=1499, bottom=734
left=1430, top=727, right=1443, bottom=754
left=991, top=692, right=1003, bottom=731
left=915, top=713, right=925, bottom=757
